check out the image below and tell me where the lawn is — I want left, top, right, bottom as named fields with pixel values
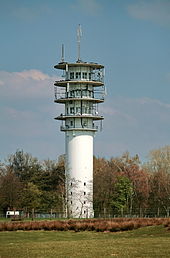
left=0, top=225, right=170, bottom=257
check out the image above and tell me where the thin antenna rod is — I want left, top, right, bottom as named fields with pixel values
left=61, top=44, right=64, bottom=62
left=77, top=24, right=82, bottom=62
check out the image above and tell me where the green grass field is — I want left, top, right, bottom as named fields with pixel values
left=0, top=226, right=170, bottom=258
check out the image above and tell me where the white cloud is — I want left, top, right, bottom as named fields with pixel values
left=0, top=69, right=64, bottom=160
left=127, top=0, right=170, bottom=27
left=0, top=69, right=59, bottom=99
left=72, top=0, right=102, bottom=15
left=101, top=105, right=135, bottom=123
left=16, top=70, right=50, bottom=81
left=137, top=97, right=170, bottom=109
left=0, top=69, right=170, bottom=161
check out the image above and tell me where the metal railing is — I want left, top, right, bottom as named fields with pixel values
left=59, top=112, right=102, bottom=117
left=60, top=125, right=98, bottom=131
left=60, top=69, right=104, bottom=83
left=54, top=88, right=105, bottom=101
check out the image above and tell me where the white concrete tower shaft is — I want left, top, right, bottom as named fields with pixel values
left=54, top=61, right=105, bottom=218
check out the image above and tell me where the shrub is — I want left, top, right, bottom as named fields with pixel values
left=0, top=218, right=170, bottom=232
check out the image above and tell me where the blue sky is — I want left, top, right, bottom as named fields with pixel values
left=0, top=0, right=170, bottom=161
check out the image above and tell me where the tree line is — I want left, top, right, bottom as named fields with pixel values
left=0, top=146, right=170, bottom=218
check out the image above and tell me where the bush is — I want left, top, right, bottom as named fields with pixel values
left=0, top=218, right=170, bottom=232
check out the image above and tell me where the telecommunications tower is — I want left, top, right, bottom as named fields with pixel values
left=54, top=26, right=105, bottom=218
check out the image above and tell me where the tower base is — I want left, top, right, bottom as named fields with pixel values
left=65, top=131, right=94, bottom=218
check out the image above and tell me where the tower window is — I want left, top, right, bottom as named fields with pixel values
left=84, top=107, right=88, bottom=113
left=70, top=107, right=74, bottom=114
left=84, top=210, right=86, bottom=214
left=82, top=90, right=87, bottom=97
left=76, top=90, right=81, bottom=97
left=71, top=201, right=72, bottom=204
left=82, top=72, right=87, bottom=79
left=83, top=122, right=87, bottom=128
left=84, top=192, right=86, bottom=195
left=70, top=91, right=76, bottom=98
left=71, top=192, right=72, bottom=195
left=76, top=107, right=81, bottom=114
left=70, top=120, right=73, bottom=126
left=89, top=73, right=92, bottom=80
left=76, top=72, right=81, bottom=79
left=84, top=182, right=86, bottom=186
left=84, top=201, right=86, bottom=204
left=70, top=72, right=74, bottom=79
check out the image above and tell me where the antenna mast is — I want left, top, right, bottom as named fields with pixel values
left=61, top=44, right=64, bottom=62
left=77, top=24, right=82, bottom=62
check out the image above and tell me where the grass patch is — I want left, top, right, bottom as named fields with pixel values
left=0, top=225, right=170, bottom=257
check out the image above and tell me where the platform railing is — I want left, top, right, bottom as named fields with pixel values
left=60, top=124, right=98, bottom=131
left=54, top=89, right=105, bottom=101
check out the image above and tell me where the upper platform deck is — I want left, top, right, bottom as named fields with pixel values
left=54, top=61, right=104, bottom=70
left=54, top=80, right=104, bottom=87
